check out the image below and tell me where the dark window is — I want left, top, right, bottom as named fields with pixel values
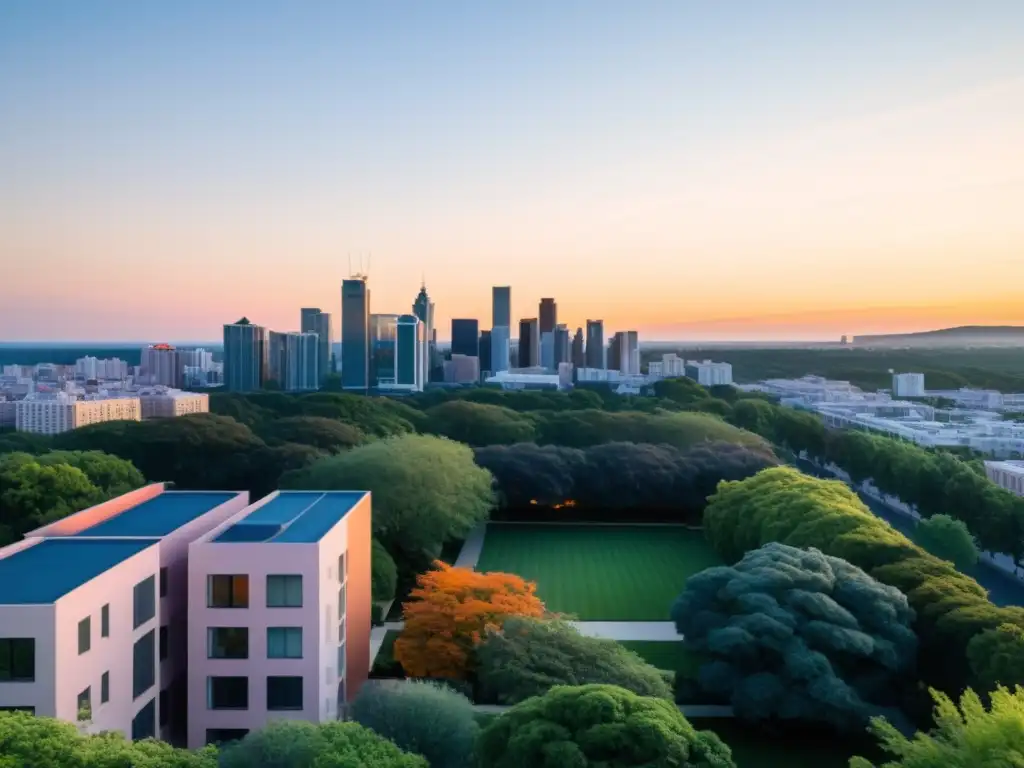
left=77, top=687, right=91, bottom=718
left=338, top=553, right=346, bottom=580
left=0, top=639, right=35, bottom=682
left=133, top=576, right=156, bottom=629
left=133, top=630, right=156, bottom=699
left=0, top=706, right=34, bottom=714
left=101, top=672, right=109, bottom=704
left=159, top=688, right=169, bottom=726
left=208, top=676, right=248, bottom=710
left=101, top=604, right=109, bottom=638
left=338, top=584, right=346, bottom=617
left=131, top=698, right=156, bottom=741
left=206, top=729, right=248, bottom=745
left=266, top=575, right=302, bottom=607
left=159, top=626, right=168, bottom=661
left=267, top=676, right=303, bottom=710
left=78, top=617, right=91, bottom=655
left=159, top=567, right=168, bottom=597
left=208, top=627, right=249, bottom=659
left=266, top=627, right=302, bottom=659
left=207, top=575, right=249, bottom=608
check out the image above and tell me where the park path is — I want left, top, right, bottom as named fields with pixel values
left=454, top=523, right=487, bottom=568
left=368, top=621, right=404, bottom=670
left=371, top=620, right=678, bottom=648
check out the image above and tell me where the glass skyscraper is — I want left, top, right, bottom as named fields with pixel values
left=223, top=318, right=267, bottom=392
left=341, top=277, right=370, bottom=390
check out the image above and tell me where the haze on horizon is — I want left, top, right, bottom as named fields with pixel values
left=2, top=1, right=1024, bottom=343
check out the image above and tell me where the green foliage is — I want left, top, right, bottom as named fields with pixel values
left=475, top=617, right=673, bottom=704
left=422, top=400, right=537, bottom=446
left=0, top=430, right=52, bottom=455
left=255, top=415, right=365, bottom=453
left=349, top=680, right=479, bottom=768
left=850, top=686, right=1024, bottom=767
left=372, top=537, right=398, bottom=603
left=915, top=514, right=979, bottom=569
left=671, top=542, right=916, bottom=731
left=210, top=391, right=424, bottom=435
left=475, top=684, right=736, bottom=768
left=283, top=434, right=494, bottom=570
left=968, top=623, right=1024, bottom=691
left=218, top=720, right=428, bottom=768
left=652, top=377, right=710, bottom=406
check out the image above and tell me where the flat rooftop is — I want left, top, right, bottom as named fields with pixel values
left=0, top=539, right=156, bottom=604
left=73, top=491, right=240, bottom=538
left=214, top=491, right=366, bottom=544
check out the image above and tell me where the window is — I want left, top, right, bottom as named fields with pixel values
left=101, top=604, right=109, bottom=638
left=133, top=575, right=156, bottom=629
left=266, top=575, right=302, bottom=607
left=159, top=688, right=169, bottom=727
left=159, top=626, right=169, bottom=661
left=101, top=672, right=109, bottom=704
left=208, top=627, right=248, bottom=659
left=337, top=642, right=346, bottom=679
left=338, top=584, right=346, bottom=617
left=78, top=617, right=91, bottom=655
left=266, top=676, right=303, bottom=710
left=207, top=575, right=249, bottom=608
left=206, top=729, right=248, bottom=746
left=159, top=567, right=168, bottom=597
left=133, top=630, right=156, bottom=699
left=207, top=676, right=248, bottom=710
left=0, top=639, right=35, bottom=682
left=338, top=552, right=346, bottom=581
left=267, top=627, right=302, bottom=659
left=132, top=698, right=156, bottom=741
left=77, top=687, right=91, bottom=717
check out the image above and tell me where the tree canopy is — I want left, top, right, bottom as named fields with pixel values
left=475, top=616, right=673, bottom=704
left=475, top=684, right=736, bottom=768
left=671, top=542, right=917, bottom=731
left=255, top=415, right=365, bottom=453
left=967, top=623, right=1024, bottom=692
left=423, top=400, right=537, bottom=446
left=372, top=537, right=398, bottom=603
left=915, top=514, right=979, bottom=569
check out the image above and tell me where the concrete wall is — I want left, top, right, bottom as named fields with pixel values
left=0, top=604, right=56, bottom=716
left=315, top=507, right=350, bottom=718
left=341, top=496, right=371, bottom=705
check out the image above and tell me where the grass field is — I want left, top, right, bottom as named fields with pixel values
left=475, top=524, right=721, bottom=620
left=618, top=640, right=702, bottom=679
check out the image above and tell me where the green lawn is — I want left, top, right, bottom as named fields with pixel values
left=689, top=719, right=870, bottom=768
left=618, top=640, right=702, bottom=680
left=475, top=524, right=721, bottom=620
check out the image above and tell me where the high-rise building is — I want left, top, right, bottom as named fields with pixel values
left=444, top=355, right=480, bottom=384
left=492, top=286, right=511, bottom=328
left=621, top=331, right=640, bottom=375
left=540, top=332, right=555, bottom=370
left=268, top=331, right=319, bottom=391
left=607, top=333, right=622, bottom=372
left=491, top=286, right=511, bottom=372
left=585, top=320, right=605, bottom=369
left=395, top=314, right=426, bottom=392
left=450, top=319, right=479, bottom=358
left=539, top=298, right=557, bottom=335
left=518, top=318, right=540, bottom=368
left=369, top=314, right=399, bottom=388
left=554, top=324, right=570, bottom=366
left=479, top=330, right=492, bottom=378
left=140, top=344, right=182, bottom=388
left=571, top=328, right=585, bottom=368
left=490, top=326, right=510, bottom=375
left=223, top=318, right=267, bottom=392
left=300, top=308, right=333, bottom=382
left=413, top=284, right=435, bottom=383
left=341, top=278, right=370, bottom=390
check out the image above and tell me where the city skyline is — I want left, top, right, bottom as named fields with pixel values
left=3, top=3, right=1024, bottom=341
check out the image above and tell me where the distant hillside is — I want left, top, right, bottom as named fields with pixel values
left=853, top=326, right=1024, bottom=348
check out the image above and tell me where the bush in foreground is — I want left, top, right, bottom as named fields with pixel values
left=476, top=684, right=735, bottom=768
left=372, top=538, right=398, bottom=603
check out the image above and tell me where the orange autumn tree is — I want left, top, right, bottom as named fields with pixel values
left=394, top=561, right=545, bottom=680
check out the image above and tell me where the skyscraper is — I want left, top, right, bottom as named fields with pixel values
left=490, top=326, right=510, bottom=375
left=571, top=327, right=585, bottom=368
left=479, top=329, right=492, bottom=378
left=491, top=286, right=511, bottom=373
left=370, top=313, right=399, bottom=387
left=300, top=307, right=332, bottom=381
left=341, top=277, right=370, bottom=390
left=539, top=298, right=557, bottom=334
left=554, top=324, right=570, bottom=366
left=620, top=330, right=640, bottom=375
left=540, top=332, right=555, bottom=370
left=139, top=344, right=182, bottom=388
left=585, top=320, right=605, bottom=369
left=451, top=319, right=479, bottom=358
left=268, top=331, right=319, bottom=391
left=395, top=314, right=426, bottom=391
left=518, top=318, right=540, bottom=368
left=492, top=286, right=511, bottom=328
left=608, top=332, right=622, bottom=372
left=413, top=283, right=435, bottom=383
left=223, top=318, right=267, bottom=392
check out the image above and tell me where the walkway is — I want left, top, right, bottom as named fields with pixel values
left=571, top=621, right=680, bottom=642
left=368, top=621, right=404, bottom=670
left=454, top=523, right=488, bottom=568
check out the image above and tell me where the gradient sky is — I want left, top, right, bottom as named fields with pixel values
left=3, top=1, right=1024, bottom=342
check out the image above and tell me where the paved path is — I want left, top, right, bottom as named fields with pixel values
left=368, top=621, right=405, bottom=670
left=454, top=523, right=488, bottom=568
left=571, top=621, right=680, bottom=641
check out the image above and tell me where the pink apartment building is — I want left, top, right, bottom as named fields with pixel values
left=186, top=490, right=371, bottom=748
left=0, top=485, right=249, bottom=742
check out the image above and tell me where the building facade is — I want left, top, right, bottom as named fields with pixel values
left=518, top=318, right=540, bottom=369
left=585, top=320, right=606, bottom=369
left=892, top=373, right=926, bottom=398
left=553, top=324, right=570, bottom=367
left=619, top=331, right=640, bottom=375
left=394, top=314, right=425, bottom=392
left=16, top=393, right=141, bottom=435
left=478, top=330, right=492, bottom=379
left=138, top=389, right=210, bottom=419
left=450, top=319, right=479, bottom=359
left=607, top=333, right=622, bottom=372
left=490, top=325, right=510, bottom=375
left=412, top=285, right=435, bottom=385
left=538, top=298, right=557, bottom=335
left=985, top=460, right=1024, bottom=496
left=571, top=328, right=585, bottom=368
left=685, top=360, right=734, bottom=387
left=443, top=355, right=480, bottom=384
left=300, top=308, right=333, bottom=383
left=491, top=287, right=511, bottom=372
left=223, top=319, right=267, bottom=393
left=268, top=332, right=319, bottom=392
left=341, top=278, right=370, bottom=391
left=140, top=345, right=183, bottom=389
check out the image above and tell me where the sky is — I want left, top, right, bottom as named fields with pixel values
left=2, top=1, right=1024, bottom=342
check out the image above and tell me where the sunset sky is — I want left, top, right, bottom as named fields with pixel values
left=2, top=1, right=1024, bottom=342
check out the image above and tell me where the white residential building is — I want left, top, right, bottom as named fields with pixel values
left=15, top=393, right=141, bottom=435
left=892, top=373, right=926, bottom=398
left=137, top=388, right=210, bottom=419
left=685, top=360, right=733, bottom=387
left=648, top=353, right=685, bottom=379
left=985, top=460, right=1024, bottom=496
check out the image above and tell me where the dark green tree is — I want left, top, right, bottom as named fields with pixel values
left=256, top=415, right=365, bottom=453
left=423, top=400, right=537, bottom=446
left=916, top=514, right=979, bottom=569
left=372, top=538, right=398, bottom=603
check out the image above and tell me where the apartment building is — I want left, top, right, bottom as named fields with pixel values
left=138, top=388, right=210, bottom=419
left=15, top=392, right=141, bottom=434
left=985, top=460, right=1024, bottom=496
left=187, top=491, right=371, bottom=748
left=0, top=486, right=248, bottom=742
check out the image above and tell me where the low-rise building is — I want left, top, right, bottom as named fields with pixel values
left=892, top=373, right=925, bottom=398
left=15, top=392, right=141, bottom=435
left=985, top=460, right=1024, bottom=496
left=443, top=354, right=480, bottom=384
left=685, top=360, right=733, bottom=387
left=647, top=353, right=685, bottom=379
left=138, top=388, right=210, bottom=419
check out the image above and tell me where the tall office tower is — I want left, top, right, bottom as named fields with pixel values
left=492, top=286, right=511, bottom=327
left=539, top=298, right=557, bottom=335
left=223, top=318, right=267, bottom=392
left=413, top=283, right=435, bottom=383
left=554, top=324, right=570, bottom=365
left=369, top=314, right=399, bottom=388
left=341, top=277, right=370, bottom=390
left=571, top=327, right=585, bottom=368
left=395, top=314, right=426, bottom=391
left=518, top=318, right=540, bottom=368
left=451, top=319, right=480, bottom=358
left=585, top=320, right=606, bottom=369
left=621, top=330, right=640, bottom=375
left=300, top=307, right=333, bottom=381
left=268, top=331, right=319, bottom=391
left=479, top=330, right=492, bottom=378
left=608, top=333, right=623, bottom=372
left=490, top=325, right=510, bottom=374
left=540, top=331, right=555, bottom=370
left=491, top=286, right=511, bottom=372
left=140, top=344, right=182, bottom=387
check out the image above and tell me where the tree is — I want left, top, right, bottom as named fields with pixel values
left=850, top=686, right=1024, bottom=767
left=256, top=415, right=365, bottom=453
left=372, top=538, right=398, bottom=603
left=218, top=720, right=427, bottom=768
left=394, top=561, right=545, bottom=680
left=423, top=401, right=537, bottom=446
left=671, top=542, right=917, bottom=731
left=475, top=684, right=735, bottom=768
left=476, top=617, right=672, bottom=704
left=283, top=435, right=495, bottom=570
left=915, top=514, right=979, bottom=569
left=349, top=680, right=479, bottom=768
left=651, top=377, right=710, bottom=406
left=968, top=623, right=1024, bottom=692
